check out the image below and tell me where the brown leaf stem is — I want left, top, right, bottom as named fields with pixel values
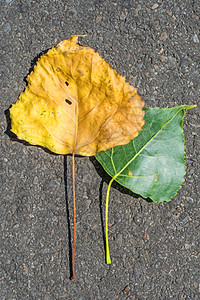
left=71, top=152, right=76, bottom=280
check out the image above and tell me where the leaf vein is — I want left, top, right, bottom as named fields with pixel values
left=114, top=108, right=183, bottom=178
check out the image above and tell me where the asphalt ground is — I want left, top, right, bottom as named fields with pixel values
left=0, top=0, right=199, bottom=299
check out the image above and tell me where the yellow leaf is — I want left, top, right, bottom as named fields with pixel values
left=10, top=35, right=145, bottom=156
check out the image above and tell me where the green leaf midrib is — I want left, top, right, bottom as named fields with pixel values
left=112, top=107, right=184, bottom=180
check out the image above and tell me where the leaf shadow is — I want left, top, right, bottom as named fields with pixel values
left=23, top=48, right=50, bottom=85
left=4, top=107, right=59, bottom=156
left=63, top=156, right=73, bottom=279
left=90, top=156, right=153, bottom=201
left=5, top=48, right=51, bottom=143
left=5, top=107, right=73, bottom=278
left=4, top=106, right=18, bottom=139
left=90, top=156, right=152, bottom=263
left=5, top=43, right=152, bottom=269
left=98, top=178, right=106, bottom=263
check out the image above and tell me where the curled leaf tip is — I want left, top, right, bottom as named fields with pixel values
left=69, top=34, right=87, bottom=44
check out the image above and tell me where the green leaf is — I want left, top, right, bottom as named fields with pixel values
left=95, top=105, right=196, bottom=264
left=96, top=105, right=195, bottom=203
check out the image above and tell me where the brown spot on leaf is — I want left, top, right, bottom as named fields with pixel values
left=154, top=173, right=157, bottom=182
left=128, top=96, right=136, bottom=103
left=78, top=70, right=84, bottom=76
left=128, top=171, right=132, bottom=176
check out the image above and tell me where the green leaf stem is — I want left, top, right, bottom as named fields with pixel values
left=95, top=105, right=196, bottom=263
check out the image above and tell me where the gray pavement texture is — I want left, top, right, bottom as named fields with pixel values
left=0, top=0, right=199, bottom=299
